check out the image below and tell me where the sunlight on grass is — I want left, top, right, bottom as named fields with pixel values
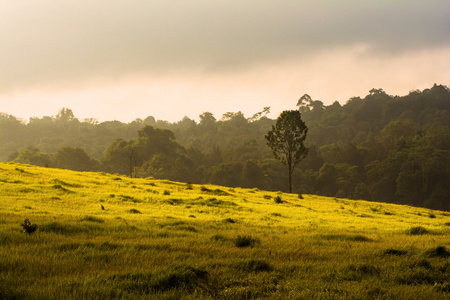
left=0, top=162, right=449, bottom=299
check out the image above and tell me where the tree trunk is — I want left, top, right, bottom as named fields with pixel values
left=288, top=163, right=292, bottom=193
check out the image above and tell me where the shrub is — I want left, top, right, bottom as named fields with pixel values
left=234, top=235, right=260, bottom=248
left=274, top=196, right=283, bottom=204
left=223, top=218, right=236, bottom=223
left=163, top=190, right=171, bottom=195
left=21, top=219, right=37, bottom=235
left=128, top=209, right=141, bottom=214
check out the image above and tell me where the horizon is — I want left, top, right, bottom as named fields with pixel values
left=4, top=84, right=448, bottom=125
left=1, top=1, right=450, bottom=123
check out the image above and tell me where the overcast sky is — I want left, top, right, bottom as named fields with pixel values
left=1, top=0, right=449, bottom=123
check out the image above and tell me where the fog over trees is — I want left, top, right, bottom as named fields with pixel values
left=2, top=84, right=449, bottom=211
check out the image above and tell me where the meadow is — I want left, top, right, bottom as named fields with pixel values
left=1, top=162, right=449, bottom=299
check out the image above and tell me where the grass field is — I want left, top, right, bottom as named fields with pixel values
left=1, top=162, right=449, bottom=299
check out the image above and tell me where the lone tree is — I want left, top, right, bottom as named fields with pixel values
left=265, top=110, right=309, bottom=193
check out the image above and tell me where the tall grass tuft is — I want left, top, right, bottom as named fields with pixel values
left=407, top=226, right=429, bottom=235
left=234, top=235, right=260, bottom=248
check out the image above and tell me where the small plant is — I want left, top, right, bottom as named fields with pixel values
left=298, top=194, right=304, bottom=199
left=163, top=190, right=171, bottom=195
left=127, top=209, right=141, bottom=214
left=428, top=213, right=436, bottom=219
left=21, top=219, right=37, bottom=235
left=263, top=195, right=272, bottom=200
left=274, top=196, right=283, bottom=204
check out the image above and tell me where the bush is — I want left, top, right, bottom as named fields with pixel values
left=274, top=196, right=283, bottom=204
left=128, top=209, right=141, bottom=214
left=21, top=219, right=37, bottom=235
left=163, top=190, right=171, bottom=195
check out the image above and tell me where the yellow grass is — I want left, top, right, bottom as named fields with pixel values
left=1, top=162, right=449, bottom=299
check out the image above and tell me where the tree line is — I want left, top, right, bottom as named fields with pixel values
left=2, top=84, right=449, bottom=210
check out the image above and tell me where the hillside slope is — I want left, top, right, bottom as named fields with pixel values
left=1, top=162, right=450, bottom=299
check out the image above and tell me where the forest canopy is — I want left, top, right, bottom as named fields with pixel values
left=2, top=84, right=449, bottom=211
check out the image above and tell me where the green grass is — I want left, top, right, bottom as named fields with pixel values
left=0, top=162, right=450, bottom=299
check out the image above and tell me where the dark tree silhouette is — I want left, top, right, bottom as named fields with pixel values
left=265, top=110, right=309, bottom=193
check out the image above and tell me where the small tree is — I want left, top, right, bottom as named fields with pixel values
left=265, top=110, right=309, bottom=193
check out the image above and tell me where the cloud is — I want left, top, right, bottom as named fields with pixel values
left=1, top=0, right=449, bottom=92
left=0, top=1, right=449, bottom=123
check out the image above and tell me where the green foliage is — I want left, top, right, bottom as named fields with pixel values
left=265, top=110, right=309, bottom=192
left=1, top=85, right=449, bottom=210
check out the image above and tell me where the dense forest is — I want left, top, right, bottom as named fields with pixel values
left=1, top=84, right=449, bottom=210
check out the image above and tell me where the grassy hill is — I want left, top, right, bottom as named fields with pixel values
left=1, top=162, right=449, bottom=299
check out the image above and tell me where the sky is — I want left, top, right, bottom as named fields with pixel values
left=1, top=0, right=449, bottom=123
